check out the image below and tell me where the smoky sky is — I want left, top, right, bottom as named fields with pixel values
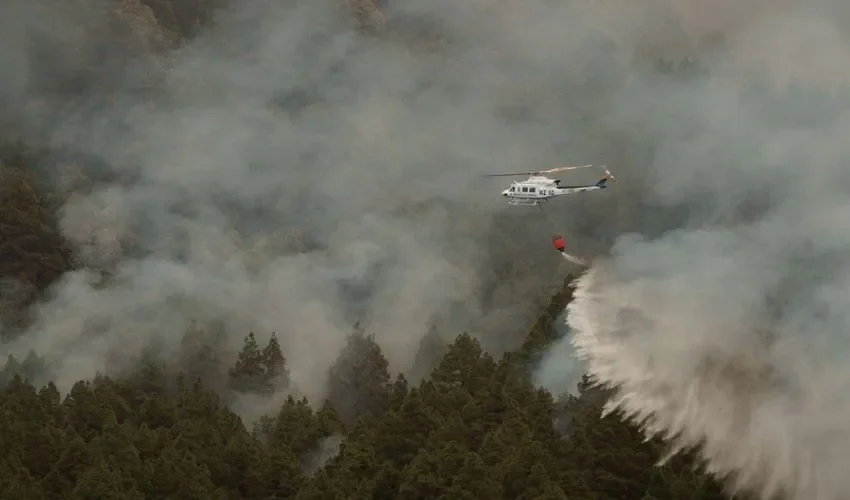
left=530, top=2, right=850, bottom=500
left=0, top=0, right=623, bottom=402
left=4, top=0, right=850, bottom=454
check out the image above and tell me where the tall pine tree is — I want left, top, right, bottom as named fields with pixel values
left=260, top=332, right=289, bottom=390
left=327, top=322, right=391, bottom=427
left=228, top=332, right=265, bottom=393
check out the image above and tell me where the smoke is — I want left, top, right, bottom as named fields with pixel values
left=531, top=2, right=850, bottom=500
left=6, top=0, right=850, bottom=481
left=532, top=310, right=585, bottom=398
left=302, top=434, right=344, bottom=474
left=0, top=0, right=627, bottom=401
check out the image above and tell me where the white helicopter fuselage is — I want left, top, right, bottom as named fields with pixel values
left=501, top=175, right=607, bottom=206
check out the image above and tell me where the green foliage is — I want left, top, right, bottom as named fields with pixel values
left=327, top=322, right=392, bottom=427
left=0, top=164, right=74, bottom=338
left=0, top=6, right=802, bottom=497
left=409, top=324, right=448, bottom=384
left=228, top=331, right=290, bottom=394
left=0, top=268, right=740, bottom=500
left=179, top=321, right=226, bottom=389
left=262, top=333, right=289, bottom=388
left=0, top=350, right=49, bottom=389
left=518, top=275, right=579, bottom=359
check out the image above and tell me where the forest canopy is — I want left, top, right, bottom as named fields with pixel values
left=1, top=0, right=841, bottom=498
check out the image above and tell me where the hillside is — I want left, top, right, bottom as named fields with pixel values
left=2, top=0, right=846, bottom=497
left=0, top=276, right=743, bottom=499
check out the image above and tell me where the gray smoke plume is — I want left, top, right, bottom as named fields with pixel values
left=532, top=2, right=850, bottom=500
left=1, top=0, right=624, bottom=401
left=6, top=2, right=850, bottom=487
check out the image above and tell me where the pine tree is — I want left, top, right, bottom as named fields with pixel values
left=0, top=164, right=73, bottom=339
left=327, top=325, right=391, bottom=427
left=261, top=396, right=323, bottom=456
left=20, top=349, right=48, bottom=385
left=261, top=332, right=289, bottom=390
left=0, top=461, right=48, bottom=499
left=263, top=445, right=306, bottom=498
left=179, top=320, right=225, bottom=388
left=228, top=332, right=266, bottom=393
left=228, top=332, right=289, bottom=394
left=409, top=324, right=447, bottom=384
left=72, top=457, right=145, bottom=499
left=430, top=332, right=494, bottom=395
left=316, top=399, right=344, bottom=437
left=0, top=354, right=21, bottom=388
left=445, top=452, right=501, bottom=499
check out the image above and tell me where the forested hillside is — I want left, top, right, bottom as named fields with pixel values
left=1, top=0, right=841, bottom=498
left=0, top=281, right=739, bottom=499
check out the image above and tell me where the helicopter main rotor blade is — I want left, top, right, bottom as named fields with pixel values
left=537, top=164, right=594, bottom=174
left=483, top=164, right=595, bottom=177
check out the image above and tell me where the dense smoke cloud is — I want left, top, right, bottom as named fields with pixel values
left=7, top=0, right=850, bottom=491
left=0, top=0, right=621, bottom=400
left=533, top=2, right=850, bottom=500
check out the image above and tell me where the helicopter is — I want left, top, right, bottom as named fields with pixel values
left=485, top=164, right=615, bottom=206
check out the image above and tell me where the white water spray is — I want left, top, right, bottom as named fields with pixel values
left=559, top=251, right=587, bottom=267
left=561, top=260, right=850, bottom=500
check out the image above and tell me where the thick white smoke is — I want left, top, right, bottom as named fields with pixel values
left=6, top=0, right=850, bottom=464
left=530, top=3, right=850, bottom=500
left=2, top=0, right=596, bottom=400
left=551, top=218, right=850, bottom=500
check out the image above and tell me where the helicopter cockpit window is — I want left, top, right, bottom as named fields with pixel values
left=510, top=186, right=515, bottom=192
